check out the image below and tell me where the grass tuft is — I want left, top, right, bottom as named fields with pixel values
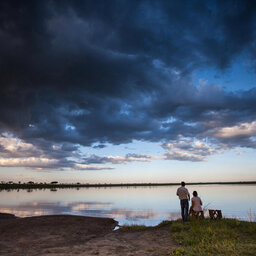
left=156, top=220, right=172, bottom=228
left=120, top=224, right=148, bottom=231
left=117, top=218, right=256, bottom=255
left=170, top=218, right=256, bottom=256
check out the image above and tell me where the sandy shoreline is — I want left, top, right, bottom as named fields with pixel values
left=0, top=213, right=175, bottom=256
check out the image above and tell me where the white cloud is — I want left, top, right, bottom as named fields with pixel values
left=0, top=134, right=40, bottom=157
left=0, top=133, right=115, bottom=170
left=0, top=157, right=58, bottom=168
left=163, top=138, right=217, bottom=156
left=162, top=137, right=220, bottom=162
left=214, top=121, right=256, bottom=138
left=164, top=151, right=206, bottom=162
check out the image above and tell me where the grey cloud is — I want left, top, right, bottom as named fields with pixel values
left=82, top=153, right=154, bottom=165
left=0, top=0, right=256, bottom=168
left=92, top=144, right=107, bottom=149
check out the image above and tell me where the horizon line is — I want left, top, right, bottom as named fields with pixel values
left=1, top=180, right=256, bottom=189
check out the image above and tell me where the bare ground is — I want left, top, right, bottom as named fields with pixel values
left=0, top=214, right=176, bottom=256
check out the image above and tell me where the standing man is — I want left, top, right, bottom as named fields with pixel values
left=176, top=181, right=190, bottom=222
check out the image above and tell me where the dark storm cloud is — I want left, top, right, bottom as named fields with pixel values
left=1, top=0, right=256, bottom=168
left=92, top=144, right=106, bottom=149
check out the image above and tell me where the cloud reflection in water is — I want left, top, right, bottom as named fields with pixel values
left=0, top=200, right=180, bottom=226
left=1, top=185, right=255, bottom=224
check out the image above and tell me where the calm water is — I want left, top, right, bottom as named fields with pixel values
left=0, top=185, right=255, bottom=226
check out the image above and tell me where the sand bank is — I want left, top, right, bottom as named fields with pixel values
left=0, top=213, right=175, bottom=256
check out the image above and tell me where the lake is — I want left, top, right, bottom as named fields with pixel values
left=0, top=184, right=255, bottom=226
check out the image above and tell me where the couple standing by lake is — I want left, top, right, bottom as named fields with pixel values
left=176, top=181, right=203, bottom=222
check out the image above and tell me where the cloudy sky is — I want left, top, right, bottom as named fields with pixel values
left=0, top=0, right=256, bottom=183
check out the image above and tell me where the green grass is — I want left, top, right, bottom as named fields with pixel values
left=115, top=218, right=256, bottom=255
left=120, top=224, right=149, bottom=231
left=169, top=218, right=256, bottom=256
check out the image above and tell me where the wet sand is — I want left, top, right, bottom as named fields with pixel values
left=0, top=213, right=175, bottom=256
